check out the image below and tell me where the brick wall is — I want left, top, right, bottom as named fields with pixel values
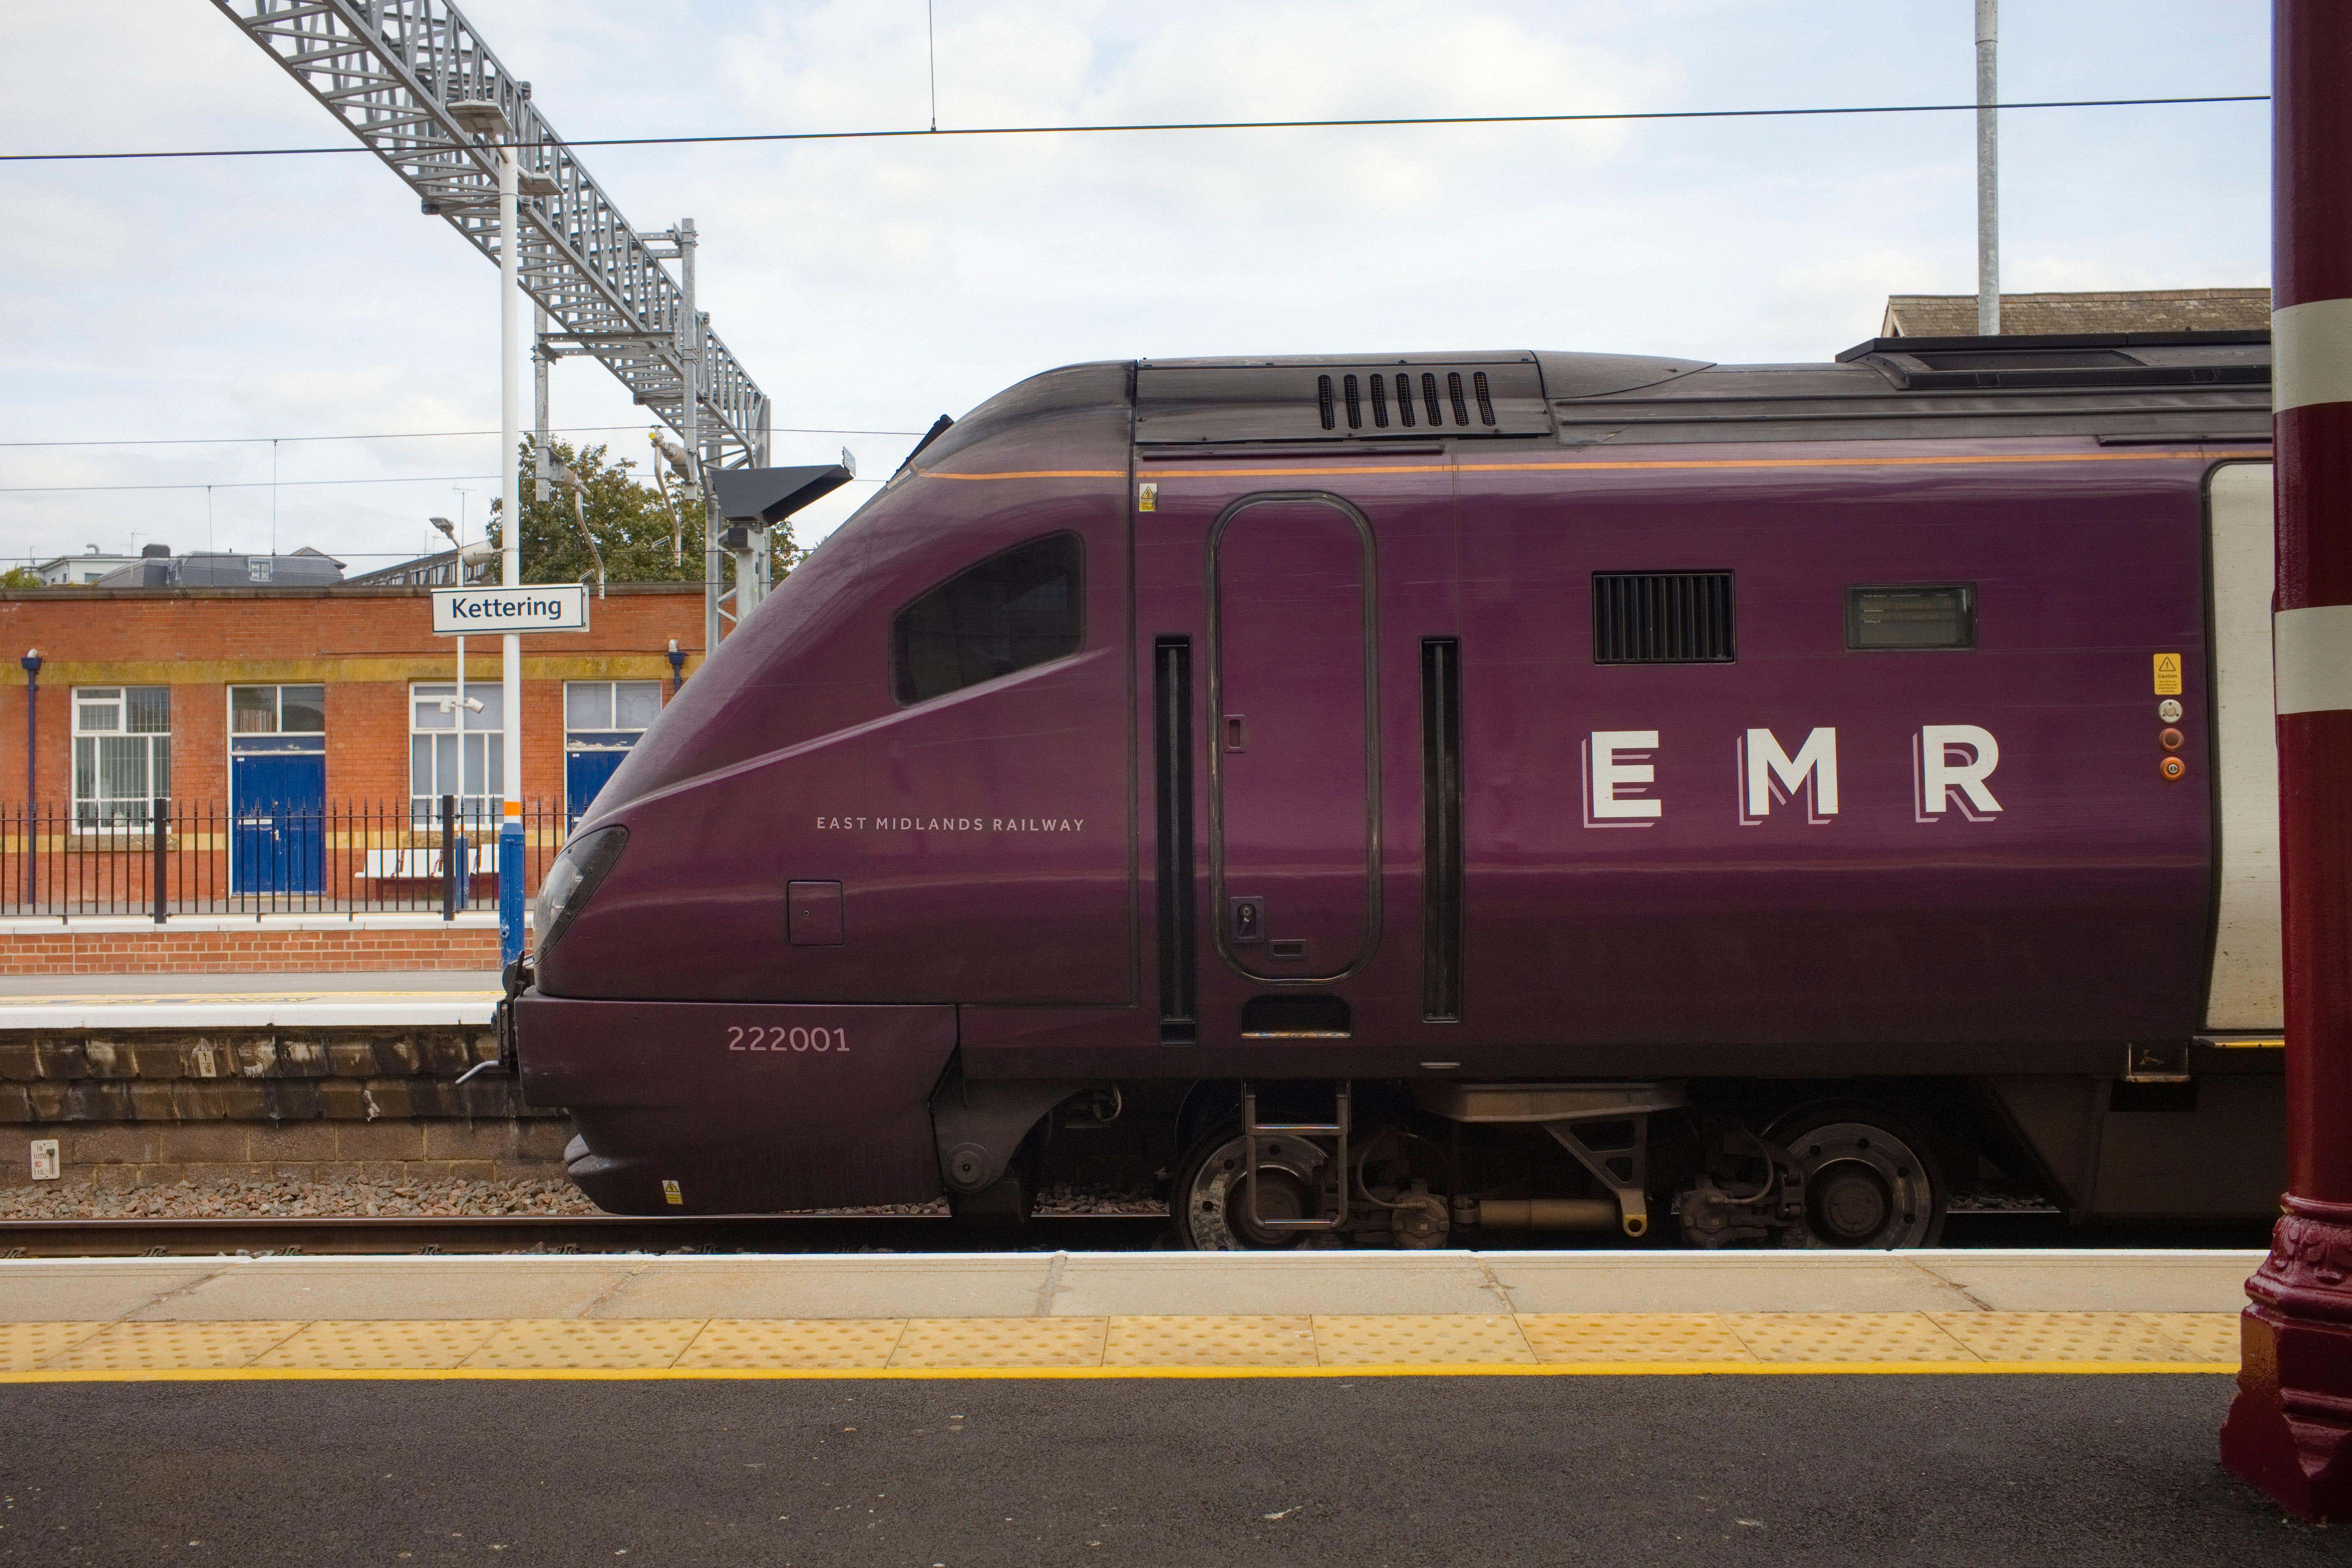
left=0, top=925, right=502, bottom=975
left=0, top=582, right=702, bottom=810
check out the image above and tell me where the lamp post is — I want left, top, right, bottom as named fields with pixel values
left=19, top=648, right=37, bottom=905
left=1974, top=0, right=1999, bottom=336
left=449, top=96, right=527, bottom=969
left=666, top=637, right=685, bottom=696
left=2219, top=0, right=2352, bottom=1519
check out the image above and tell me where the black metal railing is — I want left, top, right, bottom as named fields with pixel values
left=0, top=797, right=567, bottom=920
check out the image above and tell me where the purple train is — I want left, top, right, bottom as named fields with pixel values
left=509, top=330, right=2284, bottom=1248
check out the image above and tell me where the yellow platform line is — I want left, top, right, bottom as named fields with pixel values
left=0, top=1361, right=2237, bottom=1384
left=0, top=1312, right=2242, bottom=1382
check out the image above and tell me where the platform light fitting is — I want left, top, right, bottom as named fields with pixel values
left=445, top=99, right=513, bottom=142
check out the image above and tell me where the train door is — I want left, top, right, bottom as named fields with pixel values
left=1207, top=495, right=1381, bottom=983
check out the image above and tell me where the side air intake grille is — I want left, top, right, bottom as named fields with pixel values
left=1592, top=572, right=1737, bottom=664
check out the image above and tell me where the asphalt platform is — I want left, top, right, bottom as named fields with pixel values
left=0, top=1248, right=2324, bottom=1566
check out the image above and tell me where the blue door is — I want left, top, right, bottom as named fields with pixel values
left=566, top=746, right=630, bottom=828
left=232, top=743, right=326, bottom=894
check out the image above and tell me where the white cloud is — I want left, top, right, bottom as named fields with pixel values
left=0, top=0, right=2271, bottom=565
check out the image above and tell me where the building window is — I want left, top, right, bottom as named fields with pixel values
left=228, top=684, right=326, bottom=736
left=72, top=687, right=170, bottom=827
left=411, top=682, right=505, bottom=824
left=565, top=680, right=664, bottom=738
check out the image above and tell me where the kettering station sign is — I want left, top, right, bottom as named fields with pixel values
left=431, top=584, right=590, bottom=635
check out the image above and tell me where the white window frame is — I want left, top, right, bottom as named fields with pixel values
left=71, top=686, right=171, bottom=830
left=227, top=683, right=327, bottom=739
left=563, top=679, right=664, bottom=741
left=409, top=681, right=504, bottom=827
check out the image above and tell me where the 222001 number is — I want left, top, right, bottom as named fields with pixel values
left=727, top=1025, right=850, bottom=1054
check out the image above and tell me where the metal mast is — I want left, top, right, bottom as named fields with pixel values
left=1975, top=0, right=2000, bottom=335
left=212, top=0, right=773, bottom=633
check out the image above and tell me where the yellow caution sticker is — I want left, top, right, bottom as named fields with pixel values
left=2154, top=653, right=2183, bottom=696
left=662, top=1180, right=683, bottom=1206
left=1137, top=483, right=1159, bottom=513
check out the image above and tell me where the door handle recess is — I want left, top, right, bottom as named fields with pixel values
left=1228, top=895, right=1265, bottom=944
left=1224, top=715, right=1246, bottom=752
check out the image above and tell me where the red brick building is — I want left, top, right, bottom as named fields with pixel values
left=0, top=580, right=702, bottom=970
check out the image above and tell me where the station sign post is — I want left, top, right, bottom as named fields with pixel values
left=431, top=584, right=590, bottom=967
left=2220, top=0, right=2352, bottom=1519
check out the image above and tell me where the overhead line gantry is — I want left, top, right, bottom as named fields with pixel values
left=211, top=0, right=777, bottom=644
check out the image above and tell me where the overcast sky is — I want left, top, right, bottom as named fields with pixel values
left=0, top=0, right=2268, bottom=574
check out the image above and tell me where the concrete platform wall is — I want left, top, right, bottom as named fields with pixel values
left=0, top=1022, right=570, bottom=1187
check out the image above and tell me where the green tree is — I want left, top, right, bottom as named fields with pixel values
left=0, top=567, right=46, bottom=589
left=486, top=437, right=727, bottom=585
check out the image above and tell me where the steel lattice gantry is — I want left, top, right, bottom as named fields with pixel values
left=212, top=0, right=771, bottom=476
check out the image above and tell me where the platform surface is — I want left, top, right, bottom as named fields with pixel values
left=0, top=969, right=500, bottom=1027
left=0, top=1249, right=2258, bottom=1378
left=2, top=1251, right=2305, bottom=1566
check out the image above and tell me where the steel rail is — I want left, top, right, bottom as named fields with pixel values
left=0, top=1212, right=1170, bottom=1258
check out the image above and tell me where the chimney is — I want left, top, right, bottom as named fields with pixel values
left=140, top=543, right=170, bottom=559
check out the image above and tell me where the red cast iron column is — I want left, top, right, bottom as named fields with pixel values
left=2221, top=0, right=2352, bottom=1519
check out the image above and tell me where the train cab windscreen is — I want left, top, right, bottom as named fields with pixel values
left=891, top=531, right=1085, bottom=703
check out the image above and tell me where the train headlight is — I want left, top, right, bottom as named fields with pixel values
left=534, top=826, right=628, bottom=961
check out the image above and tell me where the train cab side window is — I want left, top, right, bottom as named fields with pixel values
left=892, top=531, right=1085, bottom=704
left=1846, top=585, right=1977, bottom=650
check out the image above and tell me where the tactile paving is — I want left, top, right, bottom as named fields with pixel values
left=0, top=1324, right=106, bottom=1372
left=256, top=1320, right=504, bottom=1370
left=1723, top=1312, right=1978, bottom=1364
left=1102, top=1315, right=1319, bottom=1368
left=1516, top=1313, right=1757, bottom=1364
left=675, top=1319, right=907, bottom=1370
left=49, top=1322, right=304, bottom=1371
left=0, top=1309, right=2250, bottom=1376
left=888, top=1317, right=1109, bottom=1368
left=1312, top=1313, right=1536, bottom=1366
left=1929, top=1312, right=2205, bottom=1364
left=2132, top=1313, right=2243, bottom=1363
left=460, top=1319, right=704, bottom=1370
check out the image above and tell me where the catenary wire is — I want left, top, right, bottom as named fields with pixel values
left=0, top=94, right=2269, bottom=163
left=0, top=474, right=887, bottom=494
left=0, top=424, right=927, bottom=449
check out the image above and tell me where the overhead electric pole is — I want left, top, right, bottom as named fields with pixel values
left=1975, top=0, right=1999, bottom=335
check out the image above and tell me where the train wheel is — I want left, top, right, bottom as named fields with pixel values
left=1171, top=1120, right=1327, bottom=1250
left=1766, top=1103, right=1946, bottom=1249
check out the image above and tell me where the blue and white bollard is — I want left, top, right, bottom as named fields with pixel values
left=499, top=817, right=525, bottom=966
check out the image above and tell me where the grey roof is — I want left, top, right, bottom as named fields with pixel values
left=95, top=551, right=346, bottom=589
left=1883, top=288, right=2270, bottom=337
left=343, top=548, right=495, bottom=588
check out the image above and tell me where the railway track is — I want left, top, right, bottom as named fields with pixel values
left=0, top=1210, right=2270, bottom=1258
left=0, top=1213, right=1172, bottom=1258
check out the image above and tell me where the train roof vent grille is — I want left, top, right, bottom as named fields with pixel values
left=1134, top=358, right=1553, bottom=444
left=1592, top=571, right=1736, bottom=664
